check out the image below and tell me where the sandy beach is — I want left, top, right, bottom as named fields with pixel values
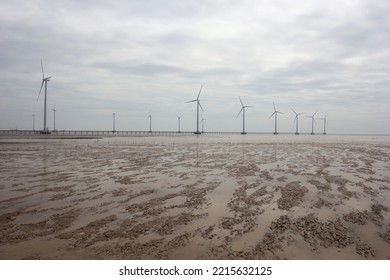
left=0, top=134, right=389, bottom=259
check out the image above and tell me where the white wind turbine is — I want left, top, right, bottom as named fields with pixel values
left=292, top=109, right=304, bottom=135
left=269, top=102, right=283, bottom=135
left=185, top=85, right=204, bottom=134
left=32, top=113, right=35, bottom=131
left=237, top=96, right=253, bottom=135
left=201, top=116, right=206, bottom=133
left=112, top=112, right=116, bottom=132
left=147, top=111, right=152, bottom=133
left=36, top=60, right=51, bottom=134
left=306, top=112, right=317, bottom=135
left=52, top=106, right=57, bottom=131
left=176, top=114, right=183, bottom=133
left=320, top=113, right=328, bottom=135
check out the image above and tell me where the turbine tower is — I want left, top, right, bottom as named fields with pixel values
left=52, top=107, right=57, bottom=131
left=320, top=113, right=328, bottom=135
left=306, top=112, right=317, bottom=135
left=113, top=113, right=116, bottom=132
left=201, top=116, right=206, bottom=133
left=237, top=96, right=253, bottom=135
left=32, top=113, right=35, bottom=131
left=147, top=111, right=152, bottom=133
left=269, top=102, right=283, bottom=135
left=292, top=109, right=304, bottom=135
left=176, top=114, right=183, bottom=133
left=185, top=85, right=204, bottom=134
left=36, top=59, right=51, bottom=134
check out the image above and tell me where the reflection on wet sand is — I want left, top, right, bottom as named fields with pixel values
left=0, top=135, right=389, bottom=259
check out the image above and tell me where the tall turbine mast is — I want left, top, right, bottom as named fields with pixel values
left=176, top=114, right=183, bottom=133
left=36, top=59, right=52, bottom=134
left=306, top=112, right=317, bottom=135
left=237, top=96, right=253, bottom=135
left=113, top=112, right=116, bottom=132
left=147, top=111, right=152, bottom=133
left=269, top=102, right=283, bottom=135
left=53, top=107, right=57, bottom=131
left=32, top=113, right=35, bottom=131
left=185, top=85, right=204, bottom=134
left=292, top=109, right=304, bottom=135
left=320, top=114, right=328, bottom=135
left=201, top=116, right=206, bottom=133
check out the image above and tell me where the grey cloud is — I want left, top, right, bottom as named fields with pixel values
left=1, top=0, right=390, bottom=133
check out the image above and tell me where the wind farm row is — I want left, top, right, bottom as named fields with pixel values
left=185, top=85, right=328, bottom=135
left=33, top=61, right=328, bottom=135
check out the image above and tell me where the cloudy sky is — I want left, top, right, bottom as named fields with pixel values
left=1, top=0, right=389, bottom=134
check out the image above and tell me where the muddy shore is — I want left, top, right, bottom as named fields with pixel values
left=1, top=135, right=389, bottom=259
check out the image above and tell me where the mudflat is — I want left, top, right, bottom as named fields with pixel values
left=0, top=135, right=389, bottom=259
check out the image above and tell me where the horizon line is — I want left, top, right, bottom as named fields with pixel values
left=1, top=129, right=390, bottom=137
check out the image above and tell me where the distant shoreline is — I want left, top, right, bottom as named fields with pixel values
left=1, top=129, right=389, bottom=138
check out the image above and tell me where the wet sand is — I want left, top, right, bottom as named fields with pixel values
left=0, top=135, right=389, bottom=259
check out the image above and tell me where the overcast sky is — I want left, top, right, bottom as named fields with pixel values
left=1, top=0, right=389, bottom=134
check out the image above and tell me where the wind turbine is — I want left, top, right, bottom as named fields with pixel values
left=185, top=85, right=204, bottom=134
left=237, top=97, right=253, bottom=135
left=113, top=112, right=116, bottom=132
left=32, top=113, right=35, bottom=131
left=292, top=109, right=304, bottom=135
left=269, top=102, right=283, bottom=135
left=147, top=111, right=152, bottom=133
left=52, top=107, right=57, bottom=131
left=176, top=114, right=183, bottom=133
left=201, top=116, right=206, bottom=133
left=306, top=112, right=317, bottom=135
left=36, top=59, right=51, bottom=134
left=320, top=114, right=328, bottom=135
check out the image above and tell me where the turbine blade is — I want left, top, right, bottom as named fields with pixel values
left=40, top=59, right=44, bottom=79
left=237, top=107, right=243, bottom=117
left=239, top=96, right=243, bottom=107
left=269, top=112, right=275, bottom=119
left=273, top=102, right=276, bottom=111
left=185, top=99, right=197, bottom=103
left=37, top=80, right=44, bottom=101
left=197, top=85, right=203, bottom=99
left=277, top=111, right=284, bottom=114
left=245, top=106, right=253, bottom=108
left=199, top=101, right=204, bottom=112
left=291, top=108, right=297, bottom=115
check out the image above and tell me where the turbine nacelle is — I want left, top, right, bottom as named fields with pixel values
left=269, top=111, right=283, bottom=119
left=269, top=102, right=283, bottom=119
left=292, top=109, right=304, bottom=122
left=306, top=111, right=317, bottom=123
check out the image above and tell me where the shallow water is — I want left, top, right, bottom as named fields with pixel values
left=0, top=135, right=390, bottom=259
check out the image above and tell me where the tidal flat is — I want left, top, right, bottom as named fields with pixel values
left=1, top=134, right=389, bottom=259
